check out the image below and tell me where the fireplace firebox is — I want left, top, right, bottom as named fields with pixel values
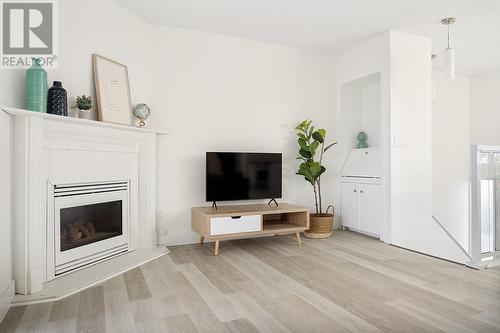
left=50, top=181, right=129, bottom=276
left=60, top=200, right=123, bottom=251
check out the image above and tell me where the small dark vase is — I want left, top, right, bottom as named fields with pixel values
left=47, top=81, right=68, bottom=116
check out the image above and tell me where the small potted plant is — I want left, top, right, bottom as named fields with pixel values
left=295, top=120, right=337, bottom=238
left=74, top=94, right=96, bottom=120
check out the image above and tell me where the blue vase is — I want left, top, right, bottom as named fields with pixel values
left=47, top=81, right=68, bottom=116
left=25, top=58, right=47, bottom=112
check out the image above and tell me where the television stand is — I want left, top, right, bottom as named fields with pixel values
left=268, top=198, right=278, bottom=206
left=192, top=203, right=309, bottom=255
left=212, top=201, right=218, bottom=210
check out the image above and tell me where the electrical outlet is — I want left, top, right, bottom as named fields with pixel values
left=156, top=211, right=168, bottom=235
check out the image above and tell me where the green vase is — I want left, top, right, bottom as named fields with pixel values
left=357, top=131, right=368, bottom=148
left=26, top=58, right=47, bottom=112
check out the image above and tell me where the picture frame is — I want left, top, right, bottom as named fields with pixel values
left=92, top=54, right=133, bottom=125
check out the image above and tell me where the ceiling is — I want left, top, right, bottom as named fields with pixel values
left=114, top=0, right=500, bottom=75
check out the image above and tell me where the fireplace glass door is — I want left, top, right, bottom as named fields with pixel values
left=60, top=200, right=123, bottom=251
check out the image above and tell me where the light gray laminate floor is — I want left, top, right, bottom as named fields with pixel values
left=2, top=231, right=500, bottom=333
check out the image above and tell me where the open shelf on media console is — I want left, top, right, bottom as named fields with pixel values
left=262, top=211, right=308, bottom=232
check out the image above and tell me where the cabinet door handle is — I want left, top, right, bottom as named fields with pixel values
left=360, top=190, right=364, bottom=193
left=353, top=189, right=357, bottom=192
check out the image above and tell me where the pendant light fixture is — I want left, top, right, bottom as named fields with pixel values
left=441, top=17, right=456, bottom=80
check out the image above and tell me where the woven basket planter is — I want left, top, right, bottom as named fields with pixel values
left=304, top=208, right=334, bottom=239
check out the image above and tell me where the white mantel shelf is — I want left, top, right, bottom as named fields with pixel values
left=1, top=106, right=170, bottom=135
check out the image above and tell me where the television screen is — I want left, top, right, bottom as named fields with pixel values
left=206, top=152, right=282, bottom=202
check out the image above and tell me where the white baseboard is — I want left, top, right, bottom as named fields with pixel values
left=159, top=230, right=200, bottom=246
left=333, top=215, right=341, bottom=230
left=28, top=268, right=44, bottom=294
left=465, top=261, right=481, bottom=270
left=0, top=280, right=15, bottom=323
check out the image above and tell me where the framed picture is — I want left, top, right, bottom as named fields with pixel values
left=92, top=54, right=132, bottom=125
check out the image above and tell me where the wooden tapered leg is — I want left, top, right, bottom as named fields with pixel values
left=214, top=240, right=220, bottom=256
left=295, top=231, right=302, bottom=246
left=199, top=235, right=204, bottom=244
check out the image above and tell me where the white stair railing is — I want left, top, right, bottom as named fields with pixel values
left=469, top=145, right=500, bottom=269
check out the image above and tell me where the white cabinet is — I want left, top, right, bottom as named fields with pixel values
left=340, top=182, right=382, bottom=237
left=358, top=184, right=382, bottom=236
left=340, top=182, right=359, bottom=229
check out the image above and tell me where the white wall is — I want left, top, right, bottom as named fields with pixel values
left=389, top=31, right=432, bottom=252
left=0, top=0, right=338, bottom=251
left=362, top=83, right=380, bottom=148
left=339, top=84, right=363, bottom=150
left=389, top=32, right=469, bottom=263
left=432, top=72, right=470, bottom=252
left=470, top=69, right=500, bottom=145
left=148, top=26, right=337, bottom=245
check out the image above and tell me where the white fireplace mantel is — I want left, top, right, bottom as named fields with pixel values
left=2, top=106, right=170, bottom=134
left=2, top=106, right=168, bottom=296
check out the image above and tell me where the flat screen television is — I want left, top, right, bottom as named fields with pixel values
left=206, top=152, right=282, bottom=202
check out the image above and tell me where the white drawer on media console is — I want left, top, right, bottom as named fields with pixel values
left=210, top=215, right=262, bottom=235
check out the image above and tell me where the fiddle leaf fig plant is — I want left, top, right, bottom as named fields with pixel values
left=295, top=120, right=337, bottom=215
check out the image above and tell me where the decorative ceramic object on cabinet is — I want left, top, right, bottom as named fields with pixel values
left=357, top=131, right=368, bottom=148
left=47, top=81, right=68, bottom=116
left=26, top=58, right=47, bottom=112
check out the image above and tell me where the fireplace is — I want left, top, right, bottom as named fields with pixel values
left=8, top=107, right=160, bottom=295
left=50, top=181, right=129, bottom=276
